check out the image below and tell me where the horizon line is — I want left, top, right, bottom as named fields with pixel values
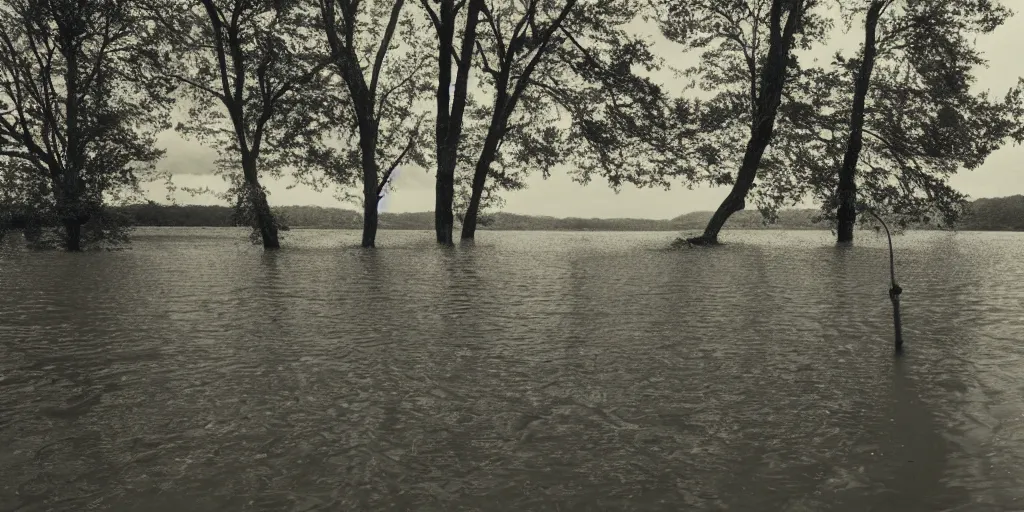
left=135, top=193, right=1021, bottom=222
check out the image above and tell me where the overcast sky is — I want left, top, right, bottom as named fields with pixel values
left=143, top=5, right=1024, bottom=220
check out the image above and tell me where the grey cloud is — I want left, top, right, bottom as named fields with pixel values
left=155, top=130, right=219, bottom=175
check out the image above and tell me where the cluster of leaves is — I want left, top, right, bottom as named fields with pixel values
left=1, top=0, right=171, bottom=248
left=652, top=0, right=832, bottom=194
left=443, top=0, right=709, bottom=229
left=225, top=178, right=290, bottom=244
left=136, top=0, right=347, bottom=245
left=287, top=0, right=434, bottom=212
left=774, top=0, right=1024, bottom=230
left=647, top=0, right=1024, bottom=233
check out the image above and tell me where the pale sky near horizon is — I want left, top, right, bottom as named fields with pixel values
left=142, top=4, right=1024, bottom=220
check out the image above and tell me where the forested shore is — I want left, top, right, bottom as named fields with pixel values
left=3, top=0, right=1024, bottom=251
left=94, top=195, right=1024, bottom=233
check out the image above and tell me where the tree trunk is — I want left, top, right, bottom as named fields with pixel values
left=460, top=130, right=501, bottom=240
left=359, top=120, right=380, bottom=248
left=435, top=150, right=456, bottom=245
left=432, top=0, right=481, bottom=246
left=460, top=174, right=484, bottom=240
left=62, top=218, right=83, bottom=252
left=836, top=187, right=857, bottom=243
left=433, top=1, right=457, bottom=246
left=836, top=0, right=884, bottom=244
left=688, top=137, right=766, bottom=244
left=362, top=190, right=378, bottom=248
left=241, top=155, right=280, bottom=249
left=251, top=187, right=280, bottom=250
left=63, top=38, right=84, bottom=252
left=687, top=0, right=805, bottom=246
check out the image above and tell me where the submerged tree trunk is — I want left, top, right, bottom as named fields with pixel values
left=689, top=138, right=768, bottom=244
left=687, top=0, right=806, bottom=246
left=62, top=218, right=83, bottom=251
left=55, top=186, right=86, bottom=251
left=460, top=130, right=501, bottom=240
left=432, top=0, right=457, bottom=246
left=62, top=40, right=84, bottom=252
left=54, top=174, right=86, bottom=251
left=431, top=0, right=481, bottom=246
left=687, top=97, right=787, bottom=245
left=460, top=168, right=485, bottom=240
left=362, top=191, right=378, bottom=248
left=435, top=150, right=456, bottom=245
left=359, top=120, right=380, bottom=248
left=251, top=186, right=279, bottom=250
left=241, top=155, right=280, bottom=249
left=836, top=0, right=884, bottom=244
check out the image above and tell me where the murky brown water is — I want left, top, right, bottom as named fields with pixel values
left=1, top=228, right=1023, bottom=511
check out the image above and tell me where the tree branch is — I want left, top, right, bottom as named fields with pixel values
left=419, top=0, right=442, bottom=32
left=480, top=3, right=506, bottom=64
left=376, top=129, right=417, bottom=201
left=378, top=53, right=431, bottom=113
left=163, top=71, right=226, bottom=100
left=199, top=0, right=234, bottom=102
left=370, top=0, right=406, bottom=100
left=506, top=0, right=576, bottom=116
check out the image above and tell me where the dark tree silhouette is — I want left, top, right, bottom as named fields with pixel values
left=419, top=0, right=484, bottom=245
left=0, top=0, right=169, bottom=250
left=140, top=0, right=334, bottom=249
left=421, top=0, right=699, bottom=242
left=317, top=0, right=432, bottom=248
left=760, top=1, right=1024, bottom=236
left=829, top=0, right=1023, bottom=240
left=657, top=0, right=824, bottom=245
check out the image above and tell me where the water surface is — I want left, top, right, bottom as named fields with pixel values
left=2, top=228, right=1023, bottom=511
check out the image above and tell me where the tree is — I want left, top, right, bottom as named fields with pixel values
left=455, top=0, right=576, bottom=240
left=0, top=159, right=51, bottom=243
left=141, top=0, right=334, bottom=249
left=419, top=0, right=483, bottom=245
left=656, top=0, right=825, bottom=245
left=826, top=0, right=1023, bottom=240
left=832, top=0, right=886, bottom=242
left=0, top=0, right=169, bottom=250
left=753, top=1, right=1024, bottom=236
left=422, top=0, right=701, bottom=242
left=317, top=0, right=432, bottom=248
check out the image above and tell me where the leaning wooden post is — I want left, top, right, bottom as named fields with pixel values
left=864, top=208, right=903, bottom=353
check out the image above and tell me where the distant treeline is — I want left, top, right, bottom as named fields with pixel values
left=960, top=196, right=1024, bottom=231
left=110, top=196, right=1024, bottom=232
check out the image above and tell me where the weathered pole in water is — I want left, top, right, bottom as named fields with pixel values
left=864, top=208, right=903, bottom=353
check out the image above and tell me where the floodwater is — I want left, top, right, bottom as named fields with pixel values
left=1, top=228, right=1023, bottom=511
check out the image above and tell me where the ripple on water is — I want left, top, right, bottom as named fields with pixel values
left=1, top=228, right=1023, bottom=511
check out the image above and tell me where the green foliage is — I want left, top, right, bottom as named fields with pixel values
left=140, top=0, right=328, bottom=163
left=541, top=0, right=713, bottom=191
left=651, top=0, right=1024, bottom=231
left=423, top=0, right=702, bottom=234
left=960, top=195, right=1024, bottom=231
left=99, top=194, right=1024, bottom=232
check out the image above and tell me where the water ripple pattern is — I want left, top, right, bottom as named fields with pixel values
left=1, top=228, right=1023, bottom=511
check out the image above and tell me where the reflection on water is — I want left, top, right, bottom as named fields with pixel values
left=2, top=228, right=1024, bottom=511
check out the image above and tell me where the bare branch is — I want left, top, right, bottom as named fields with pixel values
left=376, top=120, right=422, bottom=201
left=506, top=0, right=576, bottom=116
left=370, top=0, right=406, bottom=100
